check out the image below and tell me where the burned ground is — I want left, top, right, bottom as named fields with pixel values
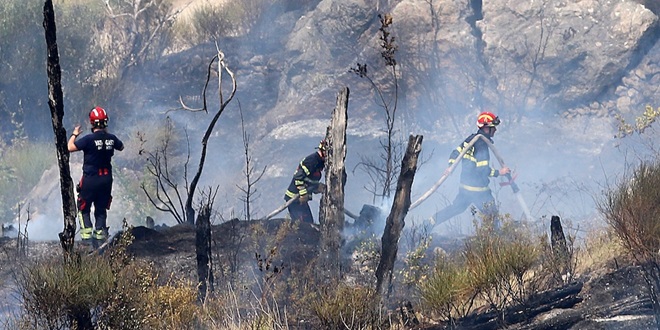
left=125, top=220, right=658, bottom=329
left=0, top=220, right=658, bottom=329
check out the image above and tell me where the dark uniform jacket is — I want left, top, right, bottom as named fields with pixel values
left=74, top=130, right=124, bottom=176
left=285, top=151, right=324, bottom=200
left=448, top=130, right=499, bottom=191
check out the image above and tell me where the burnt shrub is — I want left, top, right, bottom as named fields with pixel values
left=599, top=161, right=660, bottom=325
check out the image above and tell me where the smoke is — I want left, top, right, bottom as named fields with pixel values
left=4, top=0, right=658, bottom=244
left=18, top=214, right=63, bottom=242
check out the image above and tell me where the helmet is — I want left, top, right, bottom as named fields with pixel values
left=317, top=139, right=328, bottom=151
left=477, top=111, right=500, bottom=128
left=89, top=106, right=108, bottom=128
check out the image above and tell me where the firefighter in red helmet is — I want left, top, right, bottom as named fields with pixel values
left=432, top=111, right=510, bottom=227
left=68, top=106, right=124, bottom=247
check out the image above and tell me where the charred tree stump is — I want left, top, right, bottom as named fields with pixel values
left=43, top=0, right=77, bottom=254
left=550, top=216, right=568, bottom=256
left=375, top=135, right=423, bottom=299
left=550, top=215, right=570, bottom=275
left=318, top=87, right=349, bottom=284
left=196, top=204, right=214, bottom=302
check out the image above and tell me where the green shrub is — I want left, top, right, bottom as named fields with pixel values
left=16, top=230, right=199, bottom=329
left=399, top=223, right=432, bottom=289
left=616, top=105, right=660, bottom=138
left=599, top=161, right=660, bottom=326
left=418, top=255, right=475, bottom=321
left=173, top=0, right=270, bottom=46
left=600, top=162, right=660, bottom=260
left=464, top=220, right=540, bottom=310
left=174, top=3, right=238, bottom=46
left=17, top=254, right=115, bottom=329
left=419, top=218, right=546, bottom=323
left=310, top=284, right=382, bottom=329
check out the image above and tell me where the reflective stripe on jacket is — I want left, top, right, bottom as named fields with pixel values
left=448, top=131, right=499, bottom=189
left=285, top=151, right=324, bottom=199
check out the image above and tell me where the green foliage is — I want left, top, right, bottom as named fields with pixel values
left=18, top=254, right=115, bottom=329
left=350, top=234, right=382, bottom=284
left=1, top=0, right=178, bottom=139
left=0, top=0, right=47, bottom=140
left=419, top=254, right=476, bottom=321
left=0, top=141, right=53, bottom=223
left=0, top=0, right=43, bottom=80
left=599, top=161, right=660, bottom=325
left=174, top=0, right=270, bottom=46
left=418, top=218, right=560, bottom=324
left=399, top=224, right=432, bottom=289
left=0, top=0, right=107, bottom=138
left=16, top=229, right=198, bottom=329
left=309, top=284, right=382, bottom=330
left=599, top=161, right=660, bottom=263
left=464, top=220, right=540, bottom=310
left=615, top=105, right=660, bottom=138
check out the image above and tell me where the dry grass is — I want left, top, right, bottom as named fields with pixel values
left=574, top=227, right=626, bottom=275
left=168, top=0, right=228, bottom=20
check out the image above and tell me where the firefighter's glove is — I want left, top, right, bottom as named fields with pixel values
left=314, top=183, right=326, bottom=194
left=498, top=167, right=511, bottom=176
left=299, top=193, right=310, bottom=204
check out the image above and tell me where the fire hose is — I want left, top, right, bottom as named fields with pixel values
left=410, top=134, right=532, bottom=221
left=261, top=193, right=359, bottom=221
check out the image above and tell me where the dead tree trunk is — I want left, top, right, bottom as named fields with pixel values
left=196, top=204, right=214, bottom=302
left=375, top=135, right=423, bottom=299
left=43, top=0, right=77, bottom=254
left=550, top=215, right=570, bottom=275
left=318, top=87, right=349, bottom=284
left=550, top=215, right=568, bottom=257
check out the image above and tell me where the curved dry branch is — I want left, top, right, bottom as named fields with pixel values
left=178, top=95, right=206, bottom=112
left=183, top=46, right=236, bottom=223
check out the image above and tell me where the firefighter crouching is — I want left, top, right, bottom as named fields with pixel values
left=284, top=140, right=328, bottom=224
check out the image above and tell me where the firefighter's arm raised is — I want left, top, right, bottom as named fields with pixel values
left=68, top=124, right=82, bottom=152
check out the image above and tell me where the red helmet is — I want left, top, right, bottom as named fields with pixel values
left=477, top=111, right=500, bottom=128
left=89, top=106, right=108, bottom=128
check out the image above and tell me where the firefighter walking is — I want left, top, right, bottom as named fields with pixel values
left=432, top=111, right=510, bottom=227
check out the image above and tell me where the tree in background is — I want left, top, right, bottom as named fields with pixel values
left=0, top=0, right=58, bottom=141
left=1, top=0, right=182, bottom=141
left=88, top=0, right=183, bottom=105
left=236, top=103, right=266, bottom=221
left=351, top=13, right=403, bottom=203
left=141, top=45, right=236, bottom=224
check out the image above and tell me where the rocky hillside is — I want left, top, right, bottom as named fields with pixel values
left=113, top=0, right=660, bottom=229
left=19, top=0, right=660, bottom=240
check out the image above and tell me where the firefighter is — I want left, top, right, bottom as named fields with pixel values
left=432, top=111, right=510, bottom=226
left=284, top=140, right=327, bottom=224
left=68, top=106, right=124, bottom=246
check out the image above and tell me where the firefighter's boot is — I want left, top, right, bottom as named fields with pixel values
left=92, top=227, right=109, bottom=249
left=79, top=212, right=93, bottom=244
